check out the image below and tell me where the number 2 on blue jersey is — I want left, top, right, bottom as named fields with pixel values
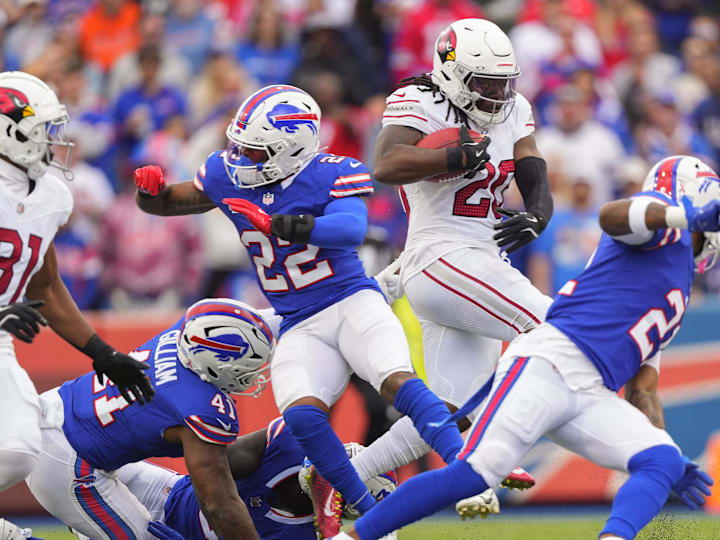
left=628, top=289, right=686, bottom=361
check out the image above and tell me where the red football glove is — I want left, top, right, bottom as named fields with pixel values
left=222, top=198, right=272, bottom=235
left=134, top=165, right=166, bottom=196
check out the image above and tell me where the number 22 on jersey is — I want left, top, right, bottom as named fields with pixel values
left=240, top=231, right=333, bottom=292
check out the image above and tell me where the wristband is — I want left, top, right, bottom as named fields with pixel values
left=665, top=205, right=689, bottom=229
left=77, top=333, right=114, bottom=360
left=447, top=147, right=464, bottom=172
left=628, top=197, right=653, bottom=235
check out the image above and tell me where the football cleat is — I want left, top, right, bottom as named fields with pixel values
left=455, top=488, right=500, bottom=520
left=304, top=465, right=343, bottom=539
left=0, top=519, right=32, bottom=540
left=500, top=467, right=535, bottom=490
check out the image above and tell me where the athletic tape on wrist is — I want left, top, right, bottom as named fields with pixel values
left=665, top=206, right=689, bottom=229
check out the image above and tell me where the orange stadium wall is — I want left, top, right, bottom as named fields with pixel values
left=2, top=304, right=720, bottom=515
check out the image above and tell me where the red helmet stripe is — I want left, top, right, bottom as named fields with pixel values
left=268, top=113, right=318, bottom=122
left=237, top=85, right=303, bottom=129
left=189, top=335, right=246, bottom=352
left=654, top=157, right=681, bottom=199
left=184, top=302, right=274, bottom=344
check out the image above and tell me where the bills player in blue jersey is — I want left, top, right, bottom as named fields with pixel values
left=333, top=155, right=720, bottom=540
left=24, top=298, right=274, bottom=540
left=133, top=84, right=464, bottom=537
left=100, top=418, right=397, bottom=540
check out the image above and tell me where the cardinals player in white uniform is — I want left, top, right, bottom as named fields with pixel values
left=0, top=72, right=154, bottom=540
left=349, top=19, right=553, bottom=517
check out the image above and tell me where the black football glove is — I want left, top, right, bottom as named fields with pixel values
left=84, top=334, right=155, bottom=404
left=0, top=300, right=47, bottom=343
left=493, top=208, right=547, bottom=253
left=458, top=125, right=491, bottom=174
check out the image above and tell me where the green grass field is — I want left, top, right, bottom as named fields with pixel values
left=26, top=513, right=720, bottom=540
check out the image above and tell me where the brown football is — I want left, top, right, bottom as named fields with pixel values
left=415, top=127, right=487, bottom=183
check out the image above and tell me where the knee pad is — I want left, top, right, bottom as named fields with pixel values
left=628, top=444, right=684, bottom=486
left=0, top=450, right=38, bottom=491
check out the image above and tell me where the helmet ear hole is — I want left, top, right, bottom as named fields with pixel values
left=207, top=367, right=218, bottom=378
left=15, top=131, right=27, bottom=143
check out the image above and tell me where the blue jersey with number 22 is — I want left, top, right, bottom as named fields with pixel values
left=59, top=320, right=240, bottom=471
left=547, top=191, right=694, bottom=391
left=194, top=151, right=381, bottom=334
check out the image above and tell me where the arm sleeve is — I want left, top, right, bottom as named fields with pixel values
left=515, top=156, right=553, bottom=222
left=309, top=196, right=368, bottom=248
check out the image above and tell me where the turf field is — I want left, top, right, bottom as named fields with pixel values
left=22, top=511, right=720, bottom=540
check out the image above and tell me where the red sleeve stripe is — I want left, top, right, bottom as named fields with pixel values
left=266, top=417, right=283, bottom=445
left=193, top=176, right=204, bottom=191
left=198, top=163, right=206, bottom=178
left=525, top=123, right=535, bottom=127
left=330, top=186, right=374, bottom=197
left=334, top=174, right=372, bottom=185
left=187, top=415, right=236, bottom=437
left=273, top=419, right=286, bottom=439
left=387, top=99, right=421, bottom=105
left=185, top=419, right=236, bottom=445
left=383, top=114, right=427, bottom=122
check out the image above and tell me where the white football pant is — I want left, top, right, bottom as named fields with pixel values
left=403, top=247, right=551, bottom=415
left=25, top=389, right=157, bottom=540
left=460, top=324, right=678, bottom=487
left=271, top=289, right=414, bottom=412
left=0, top=347, right=42, bottom=490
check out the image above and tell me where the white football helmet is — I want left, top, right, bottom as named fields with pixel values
left=177, top=298, right=275, bottom=396
left=224, top=84, right=321, bottom=189
left=642, top=155, right=720, bottom=272
left=431, top=19, right=520, bottom=127
left=0, top=71, right=73, bottom=179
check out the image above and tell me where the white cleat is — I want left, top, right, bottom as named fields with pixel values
left=0, top=519, right=32, bottom=540
left=455, top=488, right=500, bottom=520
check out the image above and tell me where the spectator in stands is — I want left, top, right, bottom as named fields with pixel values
left=188, top=51, right=256, bottom=129
left=165, top=0, right=218, bottom=75
left=236, top=2, right=300, bottom=87
left=612, top=17, right=680, bottom=127
left=79, top=0, right=140, bottom=72
left=615, top=155, right=649, bottom=198
left=510, top=0, right=603, bottom=101
left=692, top=56, right=720, bottom=165
left=536, top=84, right=626, bottom=206
left=4, top=0, right=53, bottom=67
left=672, top=36, right=714, bottom=116
left=390, top=0, right=483, bottom=84
left=113, top=44, right=187, bottom=166
left=98, top=178, right=203, bottom=310
left=636, top=90, right=716, bottom=168
left=107, top=11, right=191, bottom=102
left=527, top=171, right=601, bottom=296
left=0, top=12, right=21, bottom=71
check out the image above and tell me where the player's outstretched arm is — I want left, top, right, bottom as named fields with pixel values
left=169, top=426, right=260, bottom=540
left=227, top=428, right=267, bottom=479
left=374, top=125, right=466, bottom=185
left=24, top=243, right=154, bottom=404
left=624, top=364, right=665, bottom=429
left=134, top=166, right=216, bottom=216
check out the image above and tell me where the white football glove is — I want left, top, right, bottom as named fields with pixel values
left=374, top=258, right=404, bottom=304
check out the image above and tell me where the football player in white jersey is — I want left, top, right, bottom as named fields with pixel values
left=346, top=19, right=553, bottom=516
left=0, top=72, right=154, bottom=502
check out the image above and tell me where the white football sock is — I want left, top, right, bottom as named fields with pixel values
left=350, top=416, right=430, bottom=481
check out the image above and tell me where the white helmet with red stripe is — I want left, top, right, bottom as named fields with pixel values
left=642, top=155, right=720, bottom=272
left=430, top=19, right=520, bottom=127
left=224, top=84, right=321, bottom=189
left=178, top=298, right=275, bottom=396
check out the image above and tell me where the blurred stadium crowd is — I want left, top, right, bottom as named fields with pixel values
left=1, top=0, right=720, bottom=311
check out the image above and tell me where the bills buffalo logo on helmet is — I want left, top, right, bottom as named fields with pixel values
left=188, top=332, right=249, bottom=363
left=0, top=88, right=35, bottom=123
left=267, top=103, right=318, bottom=135
left=437, top=27, right=457, bottom=63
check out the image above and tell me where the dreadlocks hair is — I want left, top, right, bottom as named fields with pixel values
left=395, top=73, right=470, bottom=126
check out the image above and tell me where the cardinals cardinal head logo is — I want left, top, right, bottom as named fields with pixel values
left=436, top=26, right=457, bottom=63
left=0, top=88, right=35, bottom=123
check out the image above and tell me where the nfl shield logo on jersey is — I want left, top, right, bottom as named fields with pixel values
left=262, top=192, right=274, bottom=205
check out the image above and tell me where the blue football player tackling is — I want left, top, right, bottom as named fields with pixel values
left=134, top=84, right=464, bottom=538
left=335, top=155, right=719, bottom=540
left=96, top=417, right=398, bottom=540
left=25, top=298, right=274, bottom=540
